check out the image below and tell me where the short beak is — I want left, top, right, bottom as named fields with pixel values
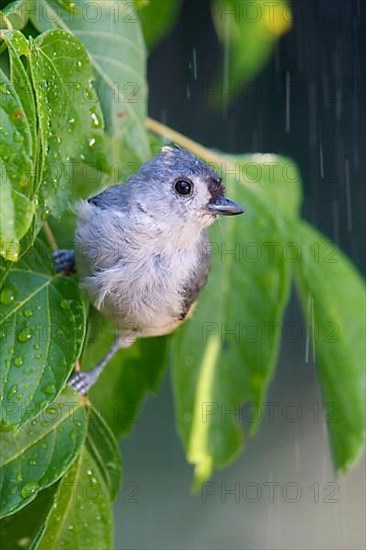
left=207, top=196, right=245, bottom=216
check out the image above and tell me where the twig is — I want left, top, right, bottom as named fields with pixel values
left=0, top=15, right=13, bottom=55
left=42, top=221, right=58, bottom=251
left=0, top=14, right=14, bottom=33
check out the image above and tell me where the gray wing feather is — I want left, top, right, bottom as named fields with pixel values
left=88, top=183, right=131, bottom=212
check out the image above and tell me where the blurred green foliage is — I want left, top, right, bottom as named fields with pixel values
left=211, top=0, right=292, bottom=105
left=138, top=0, right=182, bottom=50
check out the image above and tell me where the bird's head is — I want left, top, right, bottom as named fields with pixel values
left=129, top=145, right=244, bottom=230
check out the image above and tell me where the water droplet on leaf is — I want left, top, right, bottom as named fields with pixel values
left=21, top=481, right=39, bottom=498
left=90, top=111, right=101, bottom=128
left=0, top=286, right=16, bottom=305
left=14, top=356, right=24, bottom=367
left=7, top=384, right=18, bottom=399
left=13, top=132, right=23, bottom=143
left=17, top=328, right=33, bottom=343
left=42, top=384, right=56, bottom=395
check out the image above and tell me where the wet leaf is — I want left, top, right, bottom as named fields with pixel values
left=0, top=240, right=86, bottom=429
left=238, top=153, right=302, bottom=219
left=1, top=29, right=108, bottom=257
left=172, top=153, right=294, bottom=487
left=34, top=445, right=113, bottom=550
left=0, top=65, right=34, bottom=260
left=293, top=221, right=366, bottom=472
left=241, top=156, right=365, bottom=471
left=31, top=0, right=150, bottom=165
left=0, top=387, right=87, bottom=518
left=0, top=484, right=58, bottom=550
left=2, top=31, right=36, bottom=159
left=53, top=0, right=79, bottom=13
left=0, top=30, right=41, bottom=258
left=28, top=29, right=109, bottom=217
left=0, top=160, right=34, bottom=262
left=85, top=406, right=122, bottom=500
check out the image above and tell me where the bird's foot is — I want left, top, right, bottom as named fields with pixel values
left=53, top=249, right=75, bottom=273
left=68, top=367, right=103, bottom=395
left=68, top=336, right=123, bottom=394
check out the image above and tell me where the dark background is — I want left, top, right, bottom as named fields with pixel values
left=116, top=1, right=365, bottom=548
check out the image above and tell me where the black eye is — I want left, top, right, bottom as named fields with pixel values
left=174, top=179, right=193, bottom=196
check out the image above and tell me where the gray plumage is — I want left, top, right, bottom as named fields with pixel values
left=74, top=146, right=244, bottom=350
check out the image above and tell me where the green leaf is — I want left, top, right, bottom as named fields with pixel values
left=139, top=0, right=182, bottom=50
left=239, top=153, right=302, bottom=219
left=1, top=32, right=38, bottom=261
left=211, top=0, right=292, bottom=106
left=34, top=445, right=114, bottom=550
left=53, top=0, right=79, bottom=13
left=293, top=221, right=366, bottom=471
left=245, top=154, right=365, bottom=469
left=0, top=64, right=34, bottom=260
left=85, top=406, right=122, bottom=500
left=1, top=1, right=30, bottom=30
left=1, top=28, right=109, bottom=257
left=27, top=28, right=109, bottom=217
left=0, top=484, right=58, bottom=550
left=0, top=386, right=88, bottom=518
left=31, top=0, right=150, bottom=166
left=3, top=31, right=37, bottom=161
left=0, top=240, right=86, bottom=429
left=135, top=0, right=150, bottom=9
left=84, top=309, right=168, bottom=438
left=0, top=160, right=34, bottom=262
left=172, top=153, right=294, bottom=487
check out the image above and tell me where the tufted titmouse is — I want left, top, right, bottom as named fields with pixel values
left=55, top=146, right=244, bottom=393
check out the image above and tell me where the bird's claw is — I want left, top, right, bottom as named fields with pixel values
left=53, top=249, right=75, bottom=273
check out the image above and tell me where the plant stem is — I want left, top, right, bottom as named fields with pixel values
left=42, top=221, right=58, bottom=251
left=0, top=14, right=13, bottom=32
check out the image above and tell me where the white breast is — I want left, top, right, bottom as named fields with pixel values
left=75, top=201, right=201, bottom=338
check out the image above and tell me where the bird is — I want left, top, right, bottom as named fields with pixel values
left=54, top=145, right=244, bottom=394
